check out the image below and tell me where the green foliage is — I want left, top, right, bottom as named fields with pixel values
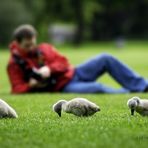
left=0, top=0, right=148, bottom=46
left=0, top=0, right=33, bottom=45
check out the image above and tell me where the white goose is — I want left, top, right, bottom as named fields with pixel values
left=53, top=97, right=100, bottom=117
left=0, top=99, right=18, bottom=118
left=127, top=96, right=148, bottom=116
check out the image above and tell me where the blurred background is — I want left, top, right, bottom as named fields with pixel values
left=0, top=0, right=148, bottom=93
left=0, top=0, right=148, bottom=46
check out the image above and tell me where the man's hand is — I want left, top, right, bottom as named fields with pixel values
left=29, top=78, right=39, bottom=88
left=36, top=66, right=51, bottom=79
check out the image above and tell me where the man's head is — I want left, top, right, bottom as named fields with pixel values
left=13, top=24, right=37, bottom=53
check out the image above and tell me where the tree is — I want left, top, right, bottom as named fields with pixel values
left=0, top=0, right=33, bottom=45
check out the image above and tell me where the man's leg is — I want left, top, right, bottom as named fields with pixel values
left=76, top=53, right=148, bottom=92
left=62, top=80, right=129, bottom=93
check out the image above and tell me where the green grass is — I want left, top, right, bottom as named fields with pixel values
left=0, top=41, right=148, bottom=148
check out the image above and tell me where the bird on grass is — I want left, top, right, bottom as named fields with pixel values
left=127, top=96, right=148, bottom=116
left=53, top=97, right=100, bottom=117
left=0, top=99, right=18, bottom=118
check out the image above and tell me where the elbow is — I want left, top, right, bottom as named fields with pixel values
left=12, top=85, right=30, bottom=94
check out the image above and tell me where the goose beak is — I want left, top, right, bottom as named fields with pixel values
left=96, top=108, right=101, bottom=112
left=131, top=109, right=134, bottom=115
left=57, top=112, right=61, bottom=117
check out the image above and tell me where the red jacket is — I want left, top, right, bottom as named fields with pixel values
left=7, top=41, right=75, bottom=94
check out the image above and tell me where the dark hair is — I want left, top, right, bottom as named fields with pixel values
left=13, top=24, right=37, bottom=43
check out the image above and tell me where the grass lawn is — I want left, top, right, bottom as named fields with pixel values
left=0, top=41, right=148, bottom=148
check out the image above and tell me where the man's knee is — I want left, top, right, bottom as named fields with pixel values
left=98, top=53, right=114, bottom=62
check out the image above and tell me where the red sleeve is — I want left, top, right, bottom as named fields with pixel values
left=7, top=62, right=30, bottom=94
left=40, top=44, right=71, bottom=74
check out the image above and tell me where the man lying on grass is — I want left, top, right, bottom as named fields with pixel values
left=7, top=24, right=148, bottom=94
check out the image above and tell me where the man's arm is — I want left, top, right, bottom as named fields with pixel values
left=39, top=44, right=71, bottom=75
left=7, top=63, right=31, bottom=94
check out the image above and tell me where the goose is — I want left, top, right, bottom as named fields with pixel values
left=127, top=96, right=148, bottom=116
left=53, top=97, right=100, bottom=117
left=0, top=99, right=18, bottom=118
